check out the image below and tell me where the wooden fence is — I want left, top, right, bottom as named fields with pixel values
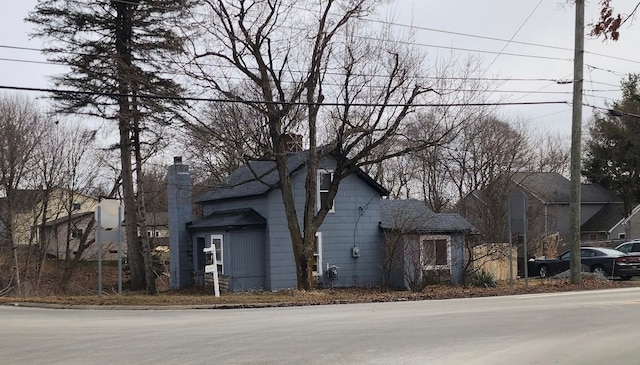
left=472, top=243, right=517, bottom=281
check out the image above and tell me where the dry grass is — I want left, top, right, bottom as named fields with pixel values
left=2, top=275, right=639, bottom=308
left=2, top=254, right=639, bottom=308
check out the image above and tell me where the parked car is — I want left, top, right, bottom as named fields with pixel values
left=531, top=247, right=640, bottom=280
left=615, top=240, right=640, bottom=255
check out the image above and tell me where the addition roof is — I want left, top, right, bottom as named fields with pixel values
left=379, top=199, right=476, bottom=233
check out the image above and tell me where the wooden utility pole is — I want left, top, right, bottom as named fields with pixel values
left=570, top=0, right=585, bottom=284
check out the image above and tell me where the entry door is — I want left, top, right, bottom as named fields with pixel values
left=210, top=234, right=224, bottom=275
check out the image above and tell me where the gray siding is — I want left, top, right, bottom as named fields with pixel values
left=265, top=164, right=383, bottom=290
left=229, top=230, right=265, bottom=291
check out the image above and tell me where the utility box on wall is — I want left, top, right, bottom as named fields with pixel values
left=352, top=246, right=360, bottom=258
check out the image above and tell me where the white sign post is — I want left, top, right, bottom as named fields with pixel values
left=204, top=245, right=220, bottom=298
left=95, top=199, right=124, bottom=296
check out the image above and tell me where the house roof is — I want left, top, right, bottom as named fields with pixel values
left=197, top=149, right=389, bottom=203
left=146, top=212, right=168, bottom=227
left=379, top=199, right=475, bottom=233
left=41, top=211, right=93, bottom=227
left=512, top=172, right=622, bottom=204
left=580, top=203, right=626, bottom=233
left=187, top=208, right=266, bottom=230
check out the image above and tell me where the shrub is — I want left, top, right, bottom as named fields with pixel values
left=471, top=270, right=497, bottom=288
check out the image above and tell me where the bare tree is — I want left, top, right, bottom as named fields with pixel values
left=185, top=0, right=456, bottom=290
left=0, top=94, right=47, bottom=296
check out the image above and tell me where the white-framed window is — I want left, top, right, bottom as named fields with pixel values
left=317, top=170, right=334, bottom=213
left=210, top=234, right=224, bottom=274
left=313, top=232, right=323, bottom=276
left=420, top=235, right=451, bottom=268
left=72, top=203, right=82, bottom=211
left=619, top=233, right=627, bottom=240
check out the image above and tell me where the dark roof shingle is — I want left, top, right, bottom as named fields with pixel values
left=380, top=199, right=475, bottom=233
left=188, top=208, right=266, bottom=230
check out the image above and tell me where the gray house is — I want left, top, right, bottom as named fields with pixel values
left=167, top=151, right=475, bottom=292
left=460, top=172, right=625, bottom=253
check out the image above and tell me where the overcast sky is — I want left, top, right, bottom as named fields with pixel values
left=2, top=1, right=639, bottom=138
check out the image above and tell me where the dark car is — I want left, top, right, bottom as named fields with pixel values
left=532, top=247, right=640, bottom=280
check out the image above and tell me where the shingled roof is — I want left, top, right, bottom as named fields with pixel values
left=580, top=203, right=626, bottom=233
left=197, top=149, right=389, bottom=203
left=188, top=208, right=266, bottom=230
left=379, top=199, right=475, bottom=233
left=512, top=172, right=622, bottom=204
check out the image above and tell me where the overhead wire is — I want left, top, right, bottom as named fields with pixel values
left=12, top=0, right=634, bottom=116
left=0, top=84, right=571, bottom=108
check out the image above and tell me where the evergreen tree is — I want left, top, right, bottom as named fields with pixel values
left=583, top=74, right=640, bottom=215
left=27, top=0, right=198, bottom=293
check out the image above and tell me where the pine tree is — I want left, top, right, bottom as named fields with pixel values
left=27, top=0, right=198, bottom=293
left=583, top=74, right=640, bottom=215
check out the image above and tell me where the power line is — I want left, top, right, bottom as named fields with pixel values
left=484, top=0, right=544, bottom=73
left=26, top=0, right=640, bottom=68
left=0, top=84, right=570, bottom=108
left=0, top=49, right=621, bottom=90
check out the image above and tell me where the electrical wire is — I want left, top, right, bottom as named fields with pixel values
left=0, top=84, right=571, bottom=108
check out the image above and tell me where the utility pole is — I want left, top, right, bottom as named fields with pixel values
left=570, top=0, right=585, bottom=284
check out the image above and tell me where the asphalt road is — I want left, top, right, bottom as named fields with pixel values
left=2, top=288, right=640, bottom=364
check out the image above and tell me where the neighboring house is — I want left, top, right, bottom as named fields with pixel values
left=40, top=210, right=169, bottom=260
left=460, top=172, right=625, bottom=253
left=0, top=188, right=98, bottom=247
left=39, top=211, right=116, bottom=260
left=167, top=151, right=475, bottom=292
left=608, top=203, right=640, bottom=242
left=144, top=212, right=169, bottom=248
left=379, top=199, right=475, bottom=288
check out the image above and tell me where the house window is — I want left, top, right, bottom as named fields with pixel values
left=147, top=230, right=153, bottom=237
left=317, top=171, right=334, bottom=212
left=619, top=233, right=627, bottom=240
left=155, top=230, right=160, bottom=237
left=420, top=236, right=450, bottom=267
left=71, top=228, right=83, bottom=239
left=589, top=234, right=597, bottom=241
left=72, top=203, right=82, bottom=211
left=313, top=232, right=323, bottom=276
left=210, top=234, right=224, bottom=275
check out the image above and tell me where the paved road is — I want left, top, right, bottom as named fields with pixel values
left=2, top=288, right=640, bottom=364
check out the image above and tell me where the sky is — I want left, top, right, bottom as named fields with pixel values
left=2, top=0, right=640, bottom=140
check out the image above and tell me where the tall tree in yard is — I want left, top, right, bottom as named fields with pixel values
left=187, top=0, right=456, bottom=290
left=27, top=0, right=197, bottom=293
left=583, top=74, right=640, bottom=215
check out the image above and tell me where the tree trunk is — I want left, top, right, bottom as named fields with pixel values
left=133, top=94, right=156, bottom=294
left=114, top=1, right=145, bottom=290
